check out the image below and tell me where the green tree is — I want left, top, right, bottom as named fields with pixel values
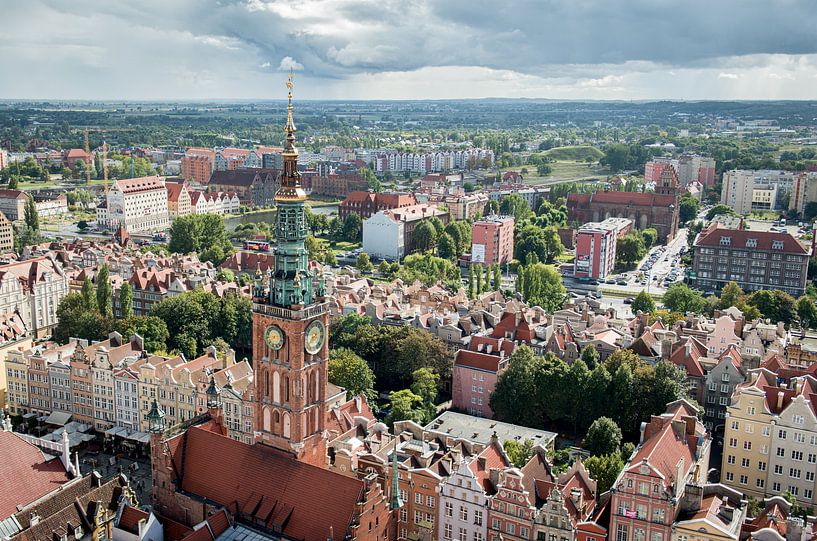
left=360, top=167, right=381, bottom=192
left=476, top=264, right=484, bottom=294
left=81, top=277, right=97, bottom=311
left=53, top=293, right=110, bottom=343
left=797, top=296, right=817, bottom=329
left=410, top=368, right=439, bottom=405
left=504, top=439, right=535, bottom=468
left=662, top=282, right=706, bottom=314
left=706, top=204, right=735, bottom=221
left=397, top=253, right=461, bottom=290
left=580, top=344, right=600, bottom=370
left=215, top=268, right=235, bottom=283
left=584, top=453, right=625, bottom=494
left=718, top=281, right=744, bottom=309
left=168, top=214, right=234, bottom=265
left=520, top=263, right=566, bottom=313
left=341, top=212, right=363, bottom=242
left=499, top=193, right=533, bottom=223
left=355, top=252, right=373, bottom=273
left=641, top=228, right=658, bottom=248
left=119, top=281, right=133, bottom=318
left=305, top=235, right=322, bottom=261
left=114, top=315, right=169, bottom=353
left=437, top=232, right=457, bottom=261
left=632, top=290, right=656, bottom=314
left=468, top=265, right=476, bottom=299
left=746, top=289, right=796, bottom=323
left=583, top=417, right=623, bottom=456
left=24, top=196, right=39, bottom=232
left=485, top=200, right=499, bottom=215
left=493, top=264, right=502, bottom=290
left=616, top=233, right=646, bottom=268
left=385, top=389, right=425, bottom=426
left=328, top=348, right=376, bottom=401
left=96, top=263, right=113, bottom=318
left=679, top=192, right=700, bottom=224
left=7, top=176, right=19, bottom=190
left=600, top=144, right=631, bottom=172
left=413, top=220, right=437, bottom=253
left=490, top=346, right=544, bottom=427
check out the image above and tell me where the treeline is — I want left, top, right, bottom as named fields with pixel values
left=490, top=346, right=688, bottom=438
left=54, top=270, right=252, bottom=360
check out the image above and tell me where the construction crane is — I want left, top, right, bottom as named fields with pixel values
left=102, top=141, right=109, bottom=194
left=84, top=128, right=91, bottom=189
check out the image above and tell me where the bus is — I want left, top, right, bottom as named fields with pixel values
left=244, top=240, right=271, bottom=252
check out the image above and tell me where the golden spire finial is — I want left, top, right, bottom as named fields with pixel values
left=284, top=69, right=297, bottom=146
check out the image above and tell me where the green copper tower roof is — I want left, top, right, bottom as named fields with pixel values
left=267, top=73, right=315, bottom=308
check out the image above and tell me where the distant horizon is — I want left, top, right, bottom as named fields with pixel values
left=2, top=97, right=817, bottom=104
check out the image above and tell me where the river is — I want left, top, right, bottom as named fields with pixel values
left=225, top=203, right=338, bottom=231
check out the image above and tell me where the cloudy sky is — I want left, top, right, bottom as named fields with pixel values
left=3, top=0, right=817, bottom=100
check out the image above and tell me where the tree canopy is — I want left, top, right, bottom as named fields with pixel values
left=168, top=213, right=234, bottom=265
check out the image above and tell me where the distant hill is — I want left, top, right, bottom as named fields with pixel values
left=542, top=145, right=604, bottom=162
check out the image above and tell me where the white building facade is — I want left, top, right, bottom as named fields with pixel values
left=103, top=176, right=170, bottom=233
left=363, top=211, right=404, bottom=260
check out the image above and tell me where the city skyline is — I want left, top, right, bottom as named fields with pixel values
left=2, top=0, right=817, bottom=101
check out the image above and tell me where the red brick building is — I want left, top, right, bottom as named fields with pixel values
left=180, top=148, right=216, bottom=185
left=339, top=191, right=417, bottom=220
left=471, top=216, right=515, bottom=266
left=567, top=168, right=680, bottom=242
left=311, top=173, right=368, bottom=198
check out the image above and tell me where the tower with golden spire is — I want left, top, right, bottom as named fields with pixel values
left=251, top=73, right=329, bottom=466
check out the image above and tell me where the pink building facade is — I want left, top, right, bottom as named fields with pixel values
left=609, top=401, right=710, bottom=541
left=471, top=216, right=515, bottom=266
left=574, top=218, right=632, bottom=280
left=451, top=336, right=513, bottom=417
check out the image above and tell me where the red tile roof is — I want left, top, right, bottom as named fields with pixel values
left=568, top=191, right=677, bottom=207
left=166, top=425, right=365, bottom=541
left=117, top=505, right=149, bottom=534
left=0, top=431, right=71, bottom=519
left=455, top=349, right=506, bottom=372
left=115, top=175, right=166, bottom=194
left=695, top=223, right=809, bottom=254
left=469, top=440, right=509, bottom=494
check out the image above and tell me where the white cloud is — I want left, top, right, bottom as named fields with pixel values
left=718, top=72, right=740, bottom=79
left=260, top=61, right=271, bottom=68
left=278, top=56, right=304, bottom=71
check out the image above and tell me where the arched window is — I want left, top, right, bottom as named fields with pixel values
left=285, top=376, right=290, bottom=402
left=273, top=371, right=281, bottom=403
left=283, top=412, right=291, bottom=439
left=264, top=371, right=269, bottom=397
left=263, top=406, right=271, bottom=432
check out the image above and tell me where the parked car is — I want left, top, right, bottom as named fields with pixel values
left=624, top=297, right=633, bottom=304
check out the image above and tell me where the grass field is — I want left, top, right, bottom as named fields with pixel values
left=521, top=161, right=610, bottom=185
left=541, top=145, right=605, bottom=162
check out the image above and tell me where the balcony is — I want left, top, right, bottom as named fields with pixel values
left=252, top=301, right=328, bottom=321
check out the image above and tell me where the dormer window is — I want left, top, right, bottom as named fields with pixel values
left=772, top=240, right=784, bottom=250
left=720, top=236, right=731, bottom=246
left=746, top=239, right=757, bottom=248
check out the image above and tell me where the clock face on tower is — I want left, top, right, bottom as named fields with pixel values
left=264, top=325, right=285, bottom=350
left=304, top=320, right=325, bottom=354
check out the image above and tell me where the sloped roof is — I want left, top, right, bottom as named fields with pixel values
left=695, top=224, right=808, bottom=255
left=0, top=432, right=70, bottom=520
left=166, top=425, right=365, bottom=541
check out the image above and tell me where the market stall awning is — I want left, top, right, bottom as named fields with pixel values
left=44, top=411, right=72, bottom=426
left=104, top=426, right=127, bottom=437
left=125, top=431, right=150, bottom=444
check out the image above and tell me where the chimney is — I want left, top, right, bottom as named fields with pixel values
left=486, top=344, right=493, bottom=355
left=777, top=391, right=785, bottom=410
left=685, top=340, right=692, bottom=356
left=570, top=487, right=583, bottom=509
left=639, top=421, right=648, bottom=444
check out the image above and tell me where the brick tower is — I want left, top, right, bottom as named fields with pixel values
left=251, top=73, right=329, bottom=467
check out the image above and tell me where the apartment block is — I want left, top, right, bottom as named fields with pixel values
left=471, top=215, right=515, bottom=266
left=100, top=176, right=170, bottom=233
left=690, top=223, right=810, bottom=296
left=573, top=218, right=632, bottom=280
left=721, top=170, right=799, bottom=215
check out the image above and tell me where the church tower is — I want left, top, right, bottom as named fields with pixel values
left=655, top=166, right=680, bottom=198
left=252, top=74, right=329, bottom=467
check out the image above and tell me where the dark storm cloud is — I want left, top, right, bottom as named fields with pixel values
left=1, top=0, right=816, bottom=99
